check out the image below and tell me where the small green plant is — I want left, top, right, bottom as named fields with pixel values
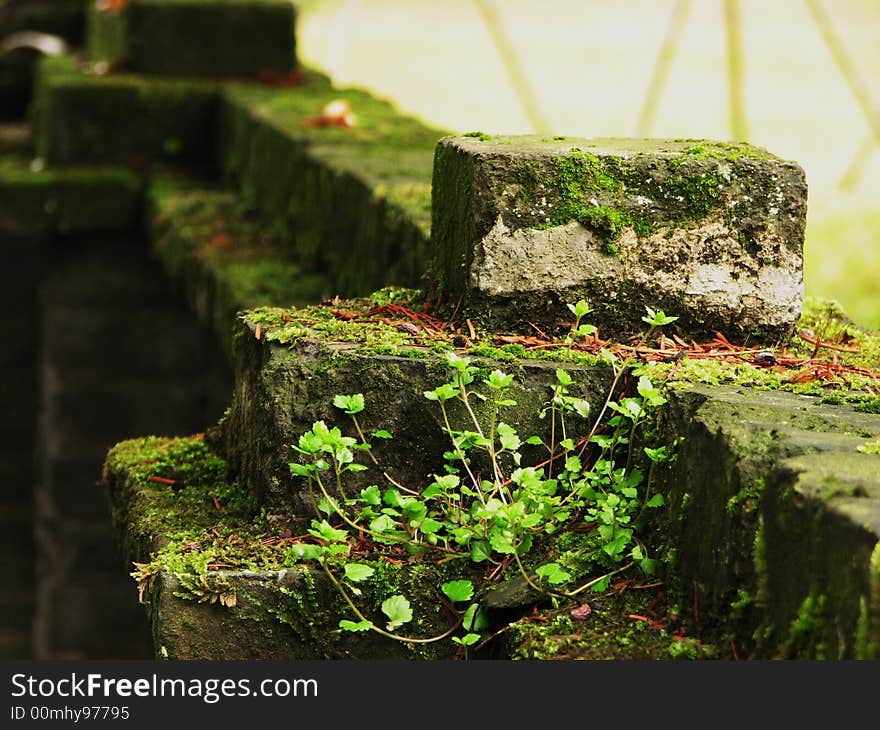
left=641, top=306, right=679, bottom=343
left=286, top=318, right=673, bottom=654
left=564, top=299, right=598, bottom=343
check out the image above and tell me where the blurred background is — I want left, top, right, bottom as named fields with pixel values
left=295, top=0, right=880, bottom=329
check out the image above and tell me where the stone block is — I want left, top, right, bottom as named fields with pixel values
left=430, top=135, right=807, bottom=342
left=87, top=0, right=296, bottom=79
left=657, top=385, right=880, bottom=658
left=32, top=55, right=218, bottom=167
left=223, top=299, right=616, bottom=516
left=146, top=179, right=329, bottom=357
left=0, top=158, right=142, bottom=234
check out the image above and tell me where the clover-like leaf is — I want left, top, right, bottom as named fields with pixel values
left=333, top=393, right=365, bottom=414
left=441, top=580, right=474, bottom=603
left=344, top=564, right=375, bottom=583
left=381, top=595, right=413, bottom=630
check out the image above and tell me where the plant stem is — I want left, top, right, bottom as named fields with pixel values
left=318, top=559, right=462, bottom=644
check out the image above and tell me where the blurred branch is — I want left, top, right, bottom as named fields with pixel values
left=805, top=0, right=879, bottom=190
left=636, top=0, right=692, bottom=137
left=724, top=0, right=748, bottom=141
left=838, top=135, right=876, bottom=192
left=473, top=0, right=553, bottom=135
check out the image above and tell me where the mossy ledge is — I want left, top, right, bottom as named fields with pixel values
left=104, top=434, right=699, bottom=659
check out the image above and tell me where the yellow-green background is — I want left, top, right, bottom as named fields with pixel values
left=295, top=0, right=880, bottom=330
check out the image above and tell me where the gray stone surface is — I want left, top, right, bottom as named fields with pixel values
left=657, top=385, right=880, bottom=658
left=431, top=135, right=807, bottom=342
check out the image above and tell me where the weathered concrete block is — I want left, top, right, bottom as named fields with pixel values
left=223, top=302, right=615, bottom=516
left=146, top=178, right=329, bottom=358
left=103, top=435, right=468, bottom=659
left=87, top=0, right=296, bottom=78
left=657, top=385, right=880, bottom=658
left=431, top=135, right=807, bottom=342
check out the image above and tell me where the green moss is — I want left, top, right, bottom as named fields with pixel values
left=726, top=478, right=765, bottom=515
left=90, top=0, right=296, bottom=78
left=664, top=171, right=720, bottom=219
left=505, top=585, right=720, bottom=659
left=0, top=155, right=141, bottom=234
left=463, top=131, right=493, bottom=141
left=684, top=141, right=777, bottom=163
left=33, top=54, right=218, bottom=167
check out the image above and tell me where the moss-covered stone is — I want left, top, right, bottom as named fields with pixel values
left=0, top=152, right=141, bottom=234
left=87, top=0, right=296, bottom=79
left=146, top=175, right=329, bottom=357
left=430, top=135, right=807, bottom=342
left=223, top=299, right=616, bottom=516
left=103, top=434, right=483, bottom=659
left=217, top=79, right=446, bottom=295
left=655, top=385, right=880, bottom=658
left=502, top=587, right=719, bottom=660
left=32, top=54, right=218, bottom=168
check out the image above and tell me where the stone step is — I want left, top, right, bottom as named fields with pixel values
left=104, top=433, right=692, bottom=659
left=218, top=81, right=441, bottom=295
left=87, top=0, right=296, bottom=79
left=658, top=385, right=880, bottom=658
left=223, top=297, right=616, bottom=516
left=32, top=54, right=219, bottom=168
left=0, top=152, right=141, bottom=235
left=32, top=53, right=442, bottom=296
left=146, top=175, right=330, bottom=357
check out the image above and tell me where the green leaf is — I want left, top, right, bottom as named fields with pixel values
left=360, top=485, right=381, bottom=506
left=441, top=580, right=474, bottom=603
left=469, top=540, right=492, bottom=563
left=487, top=369, right=514, bottom=389
left=344, top=564, right=375, bottom=582
left=284, top=543, right=323, bottom=562
left=421, top=483, right=442, bottom=499
left=339, top=619, right=373, bottom=632
left=646, top=493, right=665, bottom=508
left=372, top=429, right=393, bottom=439
left=369, top=514, right=396, bottom=533
left=308, top=519, right=348, bottom=543
left=452, top=633, right=481, bottom=647
left=571, top=399, right=591, bottom=419
left=567, top=300, right=592, bottom=319
left=644, top=446, right=670, bottom=463
left=489, top=531, right=517, bottom=555
left=381, top=595, right=413, bottom=630
left=419, top=518, right=444, bottom=535
left=535, top=562, right=572, bottom=585
left=333, top=393, right=365, bottom=415
left=289, top=462, right=312, bottom=477
left=555, top=368, right=573, bottom=386
left=424, top=383, right=459, bottom=402
left=590, top=575, right=611, bottom=593
left=525, top=435, right=544, bottom=446
left=317, top=496, right=336, bottom=516
left=462, top=603, right=489, bottom=632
